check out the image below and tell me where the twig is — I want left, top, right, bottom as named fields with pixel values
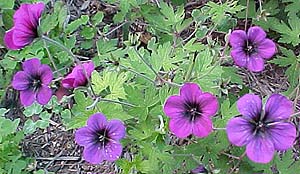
left=36, top=156, right=80, bottom=161
left=104, top=21, right=128, bottom=37
left=229, top=152, right=246, bottom=174
left=220, top=152, right=240, bottom=160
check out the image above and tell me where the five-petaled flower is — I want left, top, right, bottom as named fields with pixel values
left=226, top=94, right=296, bottom=163
left=4, top=2, right=45, bottom=50
left=163, top=83, right=218, bottom=138
left=229, top=26, right=276, bottom=72
left=75, top=113, right=125, bottom=164
left=12, top=58, right=53, bottom=106
left=62, top=62, right=94, bottom=89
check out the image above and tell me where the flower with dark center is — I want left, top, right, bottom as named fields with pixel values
left=12, top=58, right=53, bottom=106
left=4, top=2, right=45, bottom=50
left=163, top=83, right=218, bottom=138
left=229, top=26, right=276, bottom=72
left=226, top=94, right=296, bottom=163
left=75, top=113, right=126, bottom=164
left=62, top=61, right=94, bottom=89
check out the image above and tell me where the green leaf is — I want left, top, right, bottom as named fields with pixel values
left=65, top=15, right=89, bottom=33
left=92, top=11, right=104, bottom=26
left=0, top=0, right=14, bottom=9
left=23, top=119, right=36, bottom=134
left=23, top=102, right=43, bottom=117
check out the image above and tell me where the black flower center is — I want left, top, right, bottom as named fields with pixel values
left=29, top=76, right=42, bottom=91
left=250, top=112, right=270, bottom=136
left=184, top=102, right=202, bottom=122
left=244, top=40, right=257, bottom=55
left=95, top=129, right=110, bottom=147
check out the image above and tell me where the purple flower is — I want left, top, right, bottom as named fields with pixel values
left=191, top=164, right=208, bottom=174
left=4, top=2, right=45, bottom=50
left=226, top=94, right=296, bottom=163
left=62, top=62, right=94, bottom=89
left=75, top=113, right=125, bottom=164
left=163, top=83, right=218, bottom=138
left=229, top=26, right=276, bottom=72
left=12, top=58, right=53, bottom=106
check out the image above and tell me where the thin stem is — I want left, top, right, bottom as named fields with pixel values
left=119, top=64, right=156, bottom=84
left=86, top=97, right=135, bottom=110
left=184, top=52, right=197, bottom=82
left=133, top=47, right=182, bottom=87
left=104, top=21, right=128, bottom=37
left=229, top=152, right=246, bottom=174
left=42, top=35, right=97, bottom=98
left=43, top=40, right=61, bottom=77
left=213, top=127, right=226, bottom=131
left=244, top=0, right=249, bottom=31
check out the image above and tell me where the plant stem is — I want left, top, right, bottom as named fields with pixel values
left=244, top=0, right=249, bottom=31
left=133, top=47, right=182, bottom=87
left=41, top=35, right=98, bottom=98
left=184, top=52, right=197, bottom=82
left=119, top=64, right=156, bottom=84
left=43, top=40, right=61, bottom=77
left=86, top=97, right=135, bottom=110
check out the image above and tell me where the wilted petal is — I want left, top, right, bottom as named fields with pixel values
left=12, top=71, right=30, bottom=90
left=246, top=136, right=275, bottom=163
left=230, top=48, right=247, bottom=67
left=83, top=144, right=104, bottom=164
left=83, top=62, right=95, bottom=76
left=226, top=117, right=254, bottom=146
left=247, top=55, right=264, bottom=72
left=247, top=26, right=267, bottom=43
left=4, top=29, right=23, bottom=50
left=36, top=85, right=52, bottom=105
left=180, top=83, right=202, bottom=103
left=229, top=30, right=247, bottom=48
left=102, top=142, right=123, bottom=162
left=75, top=127, right=96, bottom=146
left=20, top=89, right=35, bottom=106
left=39, top=65, right=53, bottom=85
left=22, top=58, right=41, bottom=76
left=106, top=120, right=126, bottom=140
left=268, top=122, right=296, bottom=151
left=87, top=113, right=107, bottom=131
left=73, top=68, right=87, bottom=87
left=197, top=92, right=218, bottom=117
left=265, top=94, right=293, bottom=121
left=237, top=94, right=262, bottom=119
left=257, top=39, right=276, bottom=59
left=163, top=95, right=185, bottom=118
left=62, top=78, right=75, bottom=88
left=169, top=117, right=192, bottom=138
left=192, top=116, right=212, bottom=138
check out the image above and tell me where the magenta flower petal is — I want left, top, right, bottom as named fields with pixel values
left=268, top=122, right=296, bottom=151
left=39, top=65, right=53, bottom=85
left=246, top=137, right=274, bottom=163
left=75, top=113, right=126, bottom=164
left=12, top=71, right=30, bottom=90
left=257, top=39, right=276, bottom=59
left=12, top=58, right=53, bottom=106
left=163, top=95, right=185, bottom=118
left=22, top=58, right=41, bottom=76
left=106, top=120, right=126, bottom=140
left=247, top=55, right=264, bottom=72
left=62, top=62, right=95, bottom=88
left=265, top=94, right=293, bottom=121
left=247, top=26, right=266, bottom=43
left=102, top=142, right=123, bottom=161
left=20, top=89, right=35, bottom=106
left=83, top=144, right=104, bottom=164
left=75, top=127, right=95, bottom=147
left=237, top=94, right=262, bottom=119
left=163, top=83, right=218, bottom=138
left=229, top=30, right=247, bottom=48
left=87, top=113, right=108, bottom=131
left=231, top=48, right=247, bottom=67
left=197, top=92, right=218, bottom=117
left=229, top=26, right=276, bottom=72
left=36, top=85, right=52, bottom=105
left=4, top=3, right=44, bottom=50
left=179, top=83, right=202, bottom=102
left=192, top=116, right=213, bottom=138
left=3, top=29, right=23, bottom=50
left=169, top=116, right=193, bottom=138
left=226, top=117, right=254, bottom=146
